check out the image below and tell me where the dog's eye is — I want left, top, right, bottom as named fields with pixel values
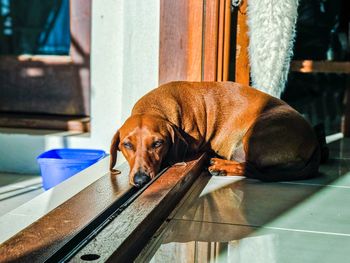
left=152, top=140, right=164, bottom=149
left=123, top=142, right=133, bottom=150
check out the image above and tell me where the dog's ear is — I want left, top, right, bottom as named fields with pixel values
left=166, top=123, right=188, bottom=164
left=110, top=130, right=120, bottom=173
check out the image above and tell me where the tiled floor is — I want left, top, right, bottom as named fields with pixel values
left=0, top=173, right=43, bottom=217
left=150, top=138, right=350, bottom=263
left=0, top=173, right=39, bottom=188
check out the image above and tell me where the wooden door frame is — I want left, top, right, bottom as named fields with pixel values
left=159, top=0, right=250, bottom=85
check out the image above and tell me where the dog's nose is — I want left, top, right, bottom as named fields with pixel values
left=133, top=171, right=151, bottom=187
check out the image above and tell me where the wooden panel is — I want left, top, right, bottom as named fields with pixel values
left=187, top=1, right=204, bottom=81
left=72, top=154, right=207, bottom=262
left=234, top=0, right=250, bottom=84
left=203, top=0, right=219, bottom=81
left=0, top=163, right=132, bottom=263
left=159, top=0, right=203, bottom=84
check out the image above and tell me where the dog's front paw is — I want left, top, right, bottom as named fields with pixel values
left=208, top=158, right=245, bottom=176
left=208, top=166, right=227, bottom=176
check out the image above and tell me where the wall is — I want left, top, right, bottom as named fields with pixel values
left=0, top=0, right=160, bottom=174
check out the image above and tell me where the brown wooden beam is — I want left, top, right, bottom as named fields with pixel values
left=0, top=155, right=207, bottom=262
left=71, top=154, right=207, bottom=262
left=203, top=0, right=219, bottom=81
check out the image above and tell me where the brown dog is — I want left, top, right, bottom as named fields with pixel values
left=110, top=81, right=320, bottom=187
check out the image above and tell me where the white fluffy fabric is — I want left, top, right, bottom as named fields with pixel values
left=247, top=0, right=299, bottom=98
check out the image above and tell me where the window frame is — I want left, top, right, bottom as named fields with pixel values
left=0, top=0, right=91, bottom=133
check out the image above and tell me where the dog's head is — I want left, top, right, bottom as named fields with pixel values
left=110, top=114, right=187, bottom=187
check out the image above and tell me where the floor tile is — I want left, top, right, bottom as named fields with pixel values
left=0, top=188, right=44, bottom=217
left=150, top=220, right=350, bottom=263
left=173, top=175, right=350, bottom=235
left=285, top=158, right=350, bottom=187
left=0, top=176, right=43, bottom=217
left=0, top=173, right=38, bottom=187
left=151, top=137, right=350, bottom=262
left=0, top=177, right=42, bottom=194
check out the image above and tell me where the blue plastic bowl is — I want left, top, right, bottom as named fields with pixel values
left=37, top=148, right=106, bottom=190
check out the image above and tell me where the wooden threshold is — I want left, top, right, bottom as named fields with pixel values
left=0, top=155, right=207, bottom=262
left=0, top=113, right=90, bottom=134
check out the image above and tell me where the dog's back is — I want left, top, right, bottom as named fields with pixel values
left=132, top=81, right=286, bottom=128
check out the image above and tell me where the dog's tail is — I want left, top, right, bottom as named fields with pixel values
left=244, top=144, right=321, bottom=182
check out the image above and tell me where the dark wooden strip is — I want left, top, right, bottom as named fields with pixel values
left=291, top=60, right=350, bottom=74
left=71, top=154, right=207, bottom=263
left=0, top=163, right=132, bottom=263
left=0, top=55, right=73, bottom=67
left=0, top=113, right=90, bottom=133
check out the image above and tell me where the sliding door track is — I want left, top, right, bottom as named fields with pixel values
left=0, top=154, right=206, bottom=262
left=51, top=166, right=170, bottom=262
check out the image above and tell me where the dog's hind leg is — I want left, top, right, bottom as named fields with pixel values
left=241, top=106, right=320, bottom=181
left=208, top=158, right=246, bottom=176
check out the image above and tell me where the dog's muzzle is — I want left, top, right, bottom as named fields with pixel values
left=133, top=171, right=151, bottom=187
